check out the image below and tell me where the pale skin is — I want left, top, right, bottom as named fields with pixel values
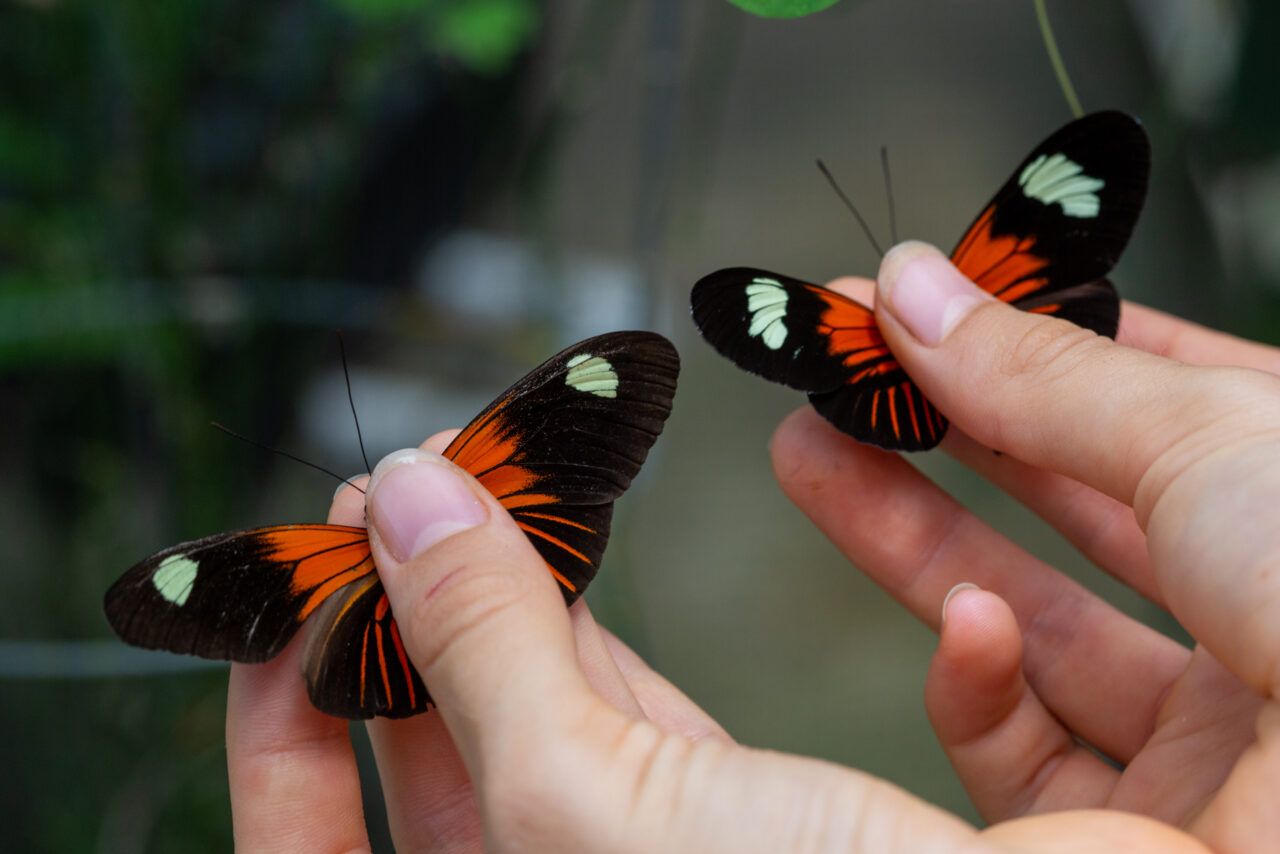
left=226, top=241, right=1280, bottom=852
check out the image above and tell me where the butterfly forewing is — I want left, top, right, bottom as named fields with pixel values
left=104, top=525, right=374, bottom=662
left=690, top=111, right=1149, bottom=451
left=691, top=269, right=868, bottom=393
left=105, top=331, right=679, bottom=720
left=952, top=110, right=1149, bottom=337
left=443, top=330, right=680, bottom=597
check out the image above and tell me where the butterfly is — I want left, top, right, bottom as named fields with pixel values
left=104, top=331, right=680, bottom=719
left=690, top=110, right=1150, bottom=451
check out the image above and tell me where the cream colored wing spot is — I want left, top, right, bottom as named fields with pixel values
left=1018, top=152, right=1105, bottom=218
left=565, top=354, right=619, bottom=398
left=746, top=277, right=789, bottom=350
left=152, top=554, right=199, bottom=606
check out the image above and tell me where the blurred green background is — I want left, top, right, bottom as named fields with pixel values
left=3, top=0, right=1278, bottom=850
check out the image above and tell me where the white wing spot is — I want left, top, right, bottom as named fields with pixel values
left=152, top=554, right=199, bottom=606
left=565, top=354, right=619, bottom=398
left=1018, top=152, right=1104, bottom=218
left=746, top=278, right=789, bottom=350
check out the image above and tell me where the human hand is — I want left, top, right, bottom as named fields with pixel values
left=225, top=352, right=1211, bottom=851
left=772, top=241, right=1280, bottom=850
left=223, top=428, right=730, bottom=852
left=224, top=434, right=987, bottom=851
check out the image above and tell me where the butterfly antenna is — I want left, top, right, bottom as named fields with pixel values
left=336, top=331, right=372, bottom=475
left=880, top=145, right=899, bottom=245
left=211, top=422, right=366, bottom=495
left=816, top=159, right=884, bottom=258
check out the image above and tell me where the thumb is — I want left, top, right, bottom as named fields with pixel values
left=364, top=448, right=591, bottom=766
left=873, top=240, right=1266, bottom=511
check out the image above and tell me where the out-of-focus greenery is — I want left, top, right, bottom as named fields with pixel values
left=3, top=1, right=1279, bottom=852
left=1, top=1, right=538, bottom=850
left=724, top=0, right=844, bottom=20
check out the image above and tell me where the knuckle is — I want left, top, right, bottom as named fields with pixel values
left=404, top=557, right=530, bottom=675
left=999, top=315, right=1107, bottom=385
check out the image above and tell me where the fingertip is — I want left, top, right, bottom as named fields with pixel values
left=422, top=428, right=462, bottom=454
left=941, top=582, right=982, bottom=628
left=927, top=587, right=1024, bottom=744
left=769, top=407, right=826, bottom=476
left=822, top=274, right=876, bottom=305
left=367, top=448, right=490, bottom=567
left=770, top=406, right=856, bottom=502
left=329, top=474, right=370, bottom=526
left=877, top=241, right=992, bottom=347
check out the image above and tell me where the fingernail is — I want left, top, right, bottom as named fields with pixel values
left=367, top=449, right=489, bottom=564
left=878, top=242, right=990, bottom=346
left=333, top=474, right=369, bottom=502
left=941, top=582, right=981, bottom=627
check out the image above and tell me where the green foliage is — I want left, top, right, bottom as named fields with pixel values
left=432, top=0, right=540, bottom=75
left=325, top=0, right=539, bottom=74
left=723, top=0, right=843, bottom=19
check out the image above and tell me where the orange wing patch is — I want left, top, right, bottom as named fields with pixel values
left=811, top=287, right=898, bottom=381
left=262, top=527, right=374, bottom=620
left=952, top=206, right=1050, bottom=302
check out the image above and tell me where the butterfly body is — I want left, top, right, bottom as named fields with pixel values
left=105, top=331, right=679, bottom=719
left=691, top=111, right=1150, bottom=451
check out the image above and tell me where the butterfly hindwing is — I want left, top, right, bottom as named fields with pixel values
left=807, top=370, right=947, bottom=452
left=104, top=331, right=679, bottom=720
left=303, top=575, right=430, bottom=719
left=691, top=111, right=1149, bottom=451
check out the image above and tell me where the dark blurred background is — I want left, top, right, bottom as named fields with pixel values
left=3, top=0, right=1277, bottom=850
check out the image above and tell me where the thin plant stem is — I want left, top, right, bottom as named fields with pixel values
left=1034, top=0, right=1084, bottom=117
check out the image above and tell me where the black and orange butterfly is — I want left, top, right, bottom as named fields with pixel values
left=104, top=331, right=679, bottom=719
left=691, top=111, right=1149, bottom=451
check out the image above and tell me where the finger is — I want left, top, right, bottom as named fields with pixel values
left=926, top=585, right=1117, bottom=821
left=771, top=407, right=1189, bottom=762
left=933, top=300, right=1280, bottom=605
left=225, top=483, right=375, bottom=852
left=819, top=282, right=1275, bottom=608
left=942, top=428, right=1161, bottom=604
left=354, top=429, right=483, bottom=851
left=874, top=241, right=1280, bottom=512
left=1120, top=301, right=1280, bottom=375
left=568, top=600, right=645, bottom=719
left=363, top=447, right=603, bottom=780
left=1189, top=701, right=1280, bottom=851
left=226, top=641, right=368, bottom=852
left=598, top=627, right=733, bottom=743
left=875, top=243, right=1280, bottom=698
left=361, top=428, right=645, bottom=851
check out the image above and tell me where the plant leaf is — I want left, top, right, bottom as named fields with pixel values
left=724, top=0, right=843, bottom=18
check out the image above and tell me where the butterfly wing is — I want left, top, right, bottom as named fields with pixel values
left=106, top=331, right=679, bottom=720
left=691, top=268, right=946, bottom=450
left=690, top=111, right=1149, bottom=451
left=442, top=330, right=681, bottom=598
left=951, top=110, right=1150, bottom=338
left=301, top=575, right=430, bottom=718
left=103, top=525, right=374, bottom=662
left=306, top=329, right=681, bottom=718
